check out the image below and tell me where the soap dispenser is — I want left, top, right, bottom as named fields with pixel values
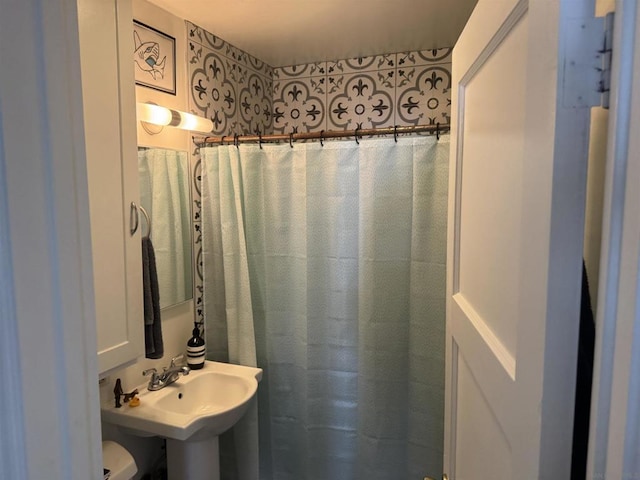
left=187, top=323, right=205, bottom=370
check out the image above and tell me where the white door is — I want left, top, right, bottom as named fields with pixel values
left=444, top=0, right=604, bottom=478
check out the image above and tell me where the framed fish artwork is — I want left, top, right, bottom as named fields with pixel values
left=133, top=20, right=176, bottom=95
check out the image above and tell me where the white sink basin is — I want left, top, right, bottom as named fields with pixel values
left=101, top=360, right=262, bottom=441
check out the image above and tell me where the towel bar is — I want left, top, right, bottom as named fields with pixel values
left=139, top=206, right=151, bottom=238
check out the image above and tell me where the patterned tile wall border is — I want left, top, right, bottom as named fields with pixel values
left=272, top=48, right=452, bottom=133
left=187, top=22, right=275, bottom=322
left=187, top=21, right=274, bottom=136
left=192, top=140, right=204, bottom=324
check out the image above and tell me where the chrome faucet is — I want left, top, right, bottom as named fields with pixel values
left=143, top=355, right=190, bottom=391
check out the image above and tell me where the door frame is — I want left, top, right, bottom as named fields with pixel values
left=0, top=0, right=101, bottom=478
left=588, top=1, right=640, bottom=478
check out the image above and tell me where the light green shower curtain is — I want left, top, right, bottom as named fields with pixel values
left=201, top=135, right=449, bottom=480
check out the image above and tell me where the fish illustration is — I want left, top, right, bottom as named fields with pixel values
left=134, top=30, right=166, bottom=80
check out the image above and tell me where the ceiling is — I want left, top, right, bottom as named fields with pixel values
left=147, top=0, right=478, bottom=67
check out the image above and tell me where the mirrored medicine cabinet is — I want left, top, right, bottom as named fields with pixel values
left=138, top=146, right=193, bottom=309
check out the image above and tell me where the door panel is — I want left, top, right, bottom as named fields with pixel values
left=458, top=14, right=527, bottom=360
left=445, top=0, right=594, bottom=478
left=456, top=353, right=512, bottom=480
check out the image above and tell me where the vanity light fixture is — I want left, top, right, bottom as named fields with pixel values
left=136, top=102, right=214, bottom=134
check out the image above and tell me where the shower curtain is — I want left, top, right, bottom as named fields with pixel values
left=201, top=136, right=449, bottom=480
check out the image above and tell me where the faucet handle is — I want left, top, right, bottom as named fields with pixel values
left=169, top=354, right=186, bottom=368
left=143, top=368, right=162, bottom=390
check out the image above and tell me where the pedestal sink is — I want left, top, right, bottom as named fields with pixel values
left=101, top=360, right=262, bottom=480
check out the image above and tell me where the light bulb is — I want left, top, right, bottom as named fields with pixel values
left=137, top=103, right=172, bottom=126
left=136, top=103, right=213, bottom=133
left=175, top=111, right=213, bottom=133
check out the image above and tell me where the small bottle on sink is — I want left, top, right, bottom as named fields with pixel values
left=186, top=322, right=205, bottom=370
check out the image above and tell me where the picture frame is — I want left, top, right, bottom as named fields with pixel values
left=133, top=20, right=176, bottom=95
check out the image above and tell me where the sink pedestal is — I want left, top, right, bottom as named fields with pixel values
left=166, top=435, right=220, bottom=480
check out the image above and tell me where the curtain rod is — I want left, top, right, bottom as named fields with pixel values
left=194, top=123, right=450, bottom=147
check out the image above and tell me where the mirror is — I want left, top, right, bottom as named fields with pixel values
left=138, top=147, right=193, bottom=309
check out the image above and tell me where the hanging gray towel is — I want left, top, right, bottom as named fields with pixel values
left=142, top=236, right=164, bottom=359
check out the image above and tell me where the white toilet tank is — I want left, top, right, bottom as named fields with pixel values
left=102, top=441, right=137, bottom=480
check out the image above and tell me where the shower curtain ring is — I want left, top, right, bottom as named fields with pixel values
left=436, top=123, right=440, bottom=140
left=234, top=133, right=239, bottom=148
left=220, top=135, right=226, bottom=146
left=320, top=130, right=324, bottom=147
left=259, top=133, right=263, bottom=149
left=355, top=128, right=360, bottom=145
left=394, top=125, right=398, bottom=143
left=289, top=132, right=294, bottom=148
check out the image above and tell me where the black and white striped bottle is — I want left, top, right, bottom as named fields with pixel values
left=186, top=324, right=205, bottom=370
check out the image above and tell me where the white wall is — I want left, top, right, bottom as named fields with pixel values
left=134, top=0, right=191, bottom=149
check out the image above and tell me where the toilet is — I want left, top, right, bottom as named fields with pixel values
left=102, top=441, right=137, bottom=480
